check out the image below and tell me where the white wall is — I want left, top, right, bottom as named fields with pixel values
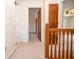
left=16, top=0, right=43, bottom=42
left=15, top=5, right=28, bottom=42
left=63, top=0, right=74, bottom=10
left=5, top=0, right=19, bottom=58
left=63, top=16, right=74, bottom=28
left=63, top=0, right=74, bottom=28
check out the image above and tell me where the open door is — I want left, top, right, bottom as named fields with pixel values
left=37, top=9, right=41, bottom=41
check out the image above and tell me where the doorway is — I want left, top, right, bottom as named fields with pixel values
left=29, top=8, right=41, bottom=42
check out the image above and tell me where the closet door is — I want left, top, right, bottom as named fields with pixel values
left=49, top=4, right=58, bottom=28
left=49, top=4, right=58, bottom=44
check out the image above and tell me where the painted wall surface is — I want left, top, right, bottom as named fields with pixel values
left=16, top=0, right=43, bottom=42
left=63, top=16, right=74, bottom=28
left=63, top=0, right=74, bottom=28
left=5, top=0, right=19, bottom=58
left=63, top=0, right=74, bottom=10
left=15, top=5, right=28, bottom=42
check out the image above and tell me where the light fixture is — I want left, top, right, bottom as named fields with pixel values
left=64, top=9, right=74, bottom=17
left=64, top=10, right=70, bottom=17
left=15, top=1, right=18, bottom=5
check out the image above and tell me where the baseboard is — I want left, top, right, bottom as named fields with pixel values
left=7, top=42, right=21, bottom=59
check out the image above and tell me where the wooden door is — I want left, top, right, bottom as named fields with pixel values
left=49, top=4, right=58, bottom=44
left=49, top=4, right=58, bottom=28
left=37, top=9, right=41, bottom=41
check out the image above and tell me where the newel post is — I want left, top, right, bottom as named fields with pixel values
left=45, top=23, right=49, bottom=58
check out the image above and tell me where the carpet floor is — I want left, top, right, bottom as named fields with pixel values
left=9, top=34, right=45, bottom=59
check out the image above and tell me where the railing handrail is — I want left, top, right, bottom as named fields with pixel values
left=48, top=28, right=74, bottom=59
left=49, top=28, right=74, bottom=32
left=45, top=26, right=74, bottom=59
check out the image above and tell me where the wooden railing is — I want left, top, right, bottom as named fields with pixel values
left=45, top=24, right=74, bottom=59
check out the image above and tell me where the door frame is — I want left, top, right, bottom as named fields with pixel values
left=28, top=7, right=42, bottom=41
left=37, top=8, right=41, bottom=41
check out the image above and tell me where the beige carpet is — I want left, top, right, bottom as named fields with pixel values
left=10, top=34, right=45, bottom=59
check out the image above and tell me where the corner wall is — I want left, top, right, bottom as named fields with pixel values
left=63, top=0, right=74, bottom=28
left=5, top=0, right=19, bottom=58
left=16, top=0, right=43, bottom=42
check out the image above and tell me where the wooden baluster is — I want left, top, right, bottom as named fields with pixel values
left=48, top=28, right=74, bottom=59
left=62, top=31, right=65, bottom=59
left=70, top=31, right=73, bottom=59
left=70, top=31, right=72, bottom=59
left=72, top=31, right=74, bottom=59
left=54, top=31, right=57, bottom=59
left=56, top=31, right=58, bottom=59
left=66, top=31, right=69, bottom=59
left=69, top=31, right=71, bottom=59
left=58, top=31, right=61, bottom=59
left=68, top=31, right=70, bottom=59
left=49, top=32, right=53, bottom=59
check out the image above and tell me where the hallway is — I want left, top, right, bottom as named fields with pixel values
left=10, top=34, right=44, bottom=59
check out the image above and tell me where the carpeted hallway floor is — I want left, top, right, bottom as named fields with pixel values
left=10, top=34, right=45, bottom=59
